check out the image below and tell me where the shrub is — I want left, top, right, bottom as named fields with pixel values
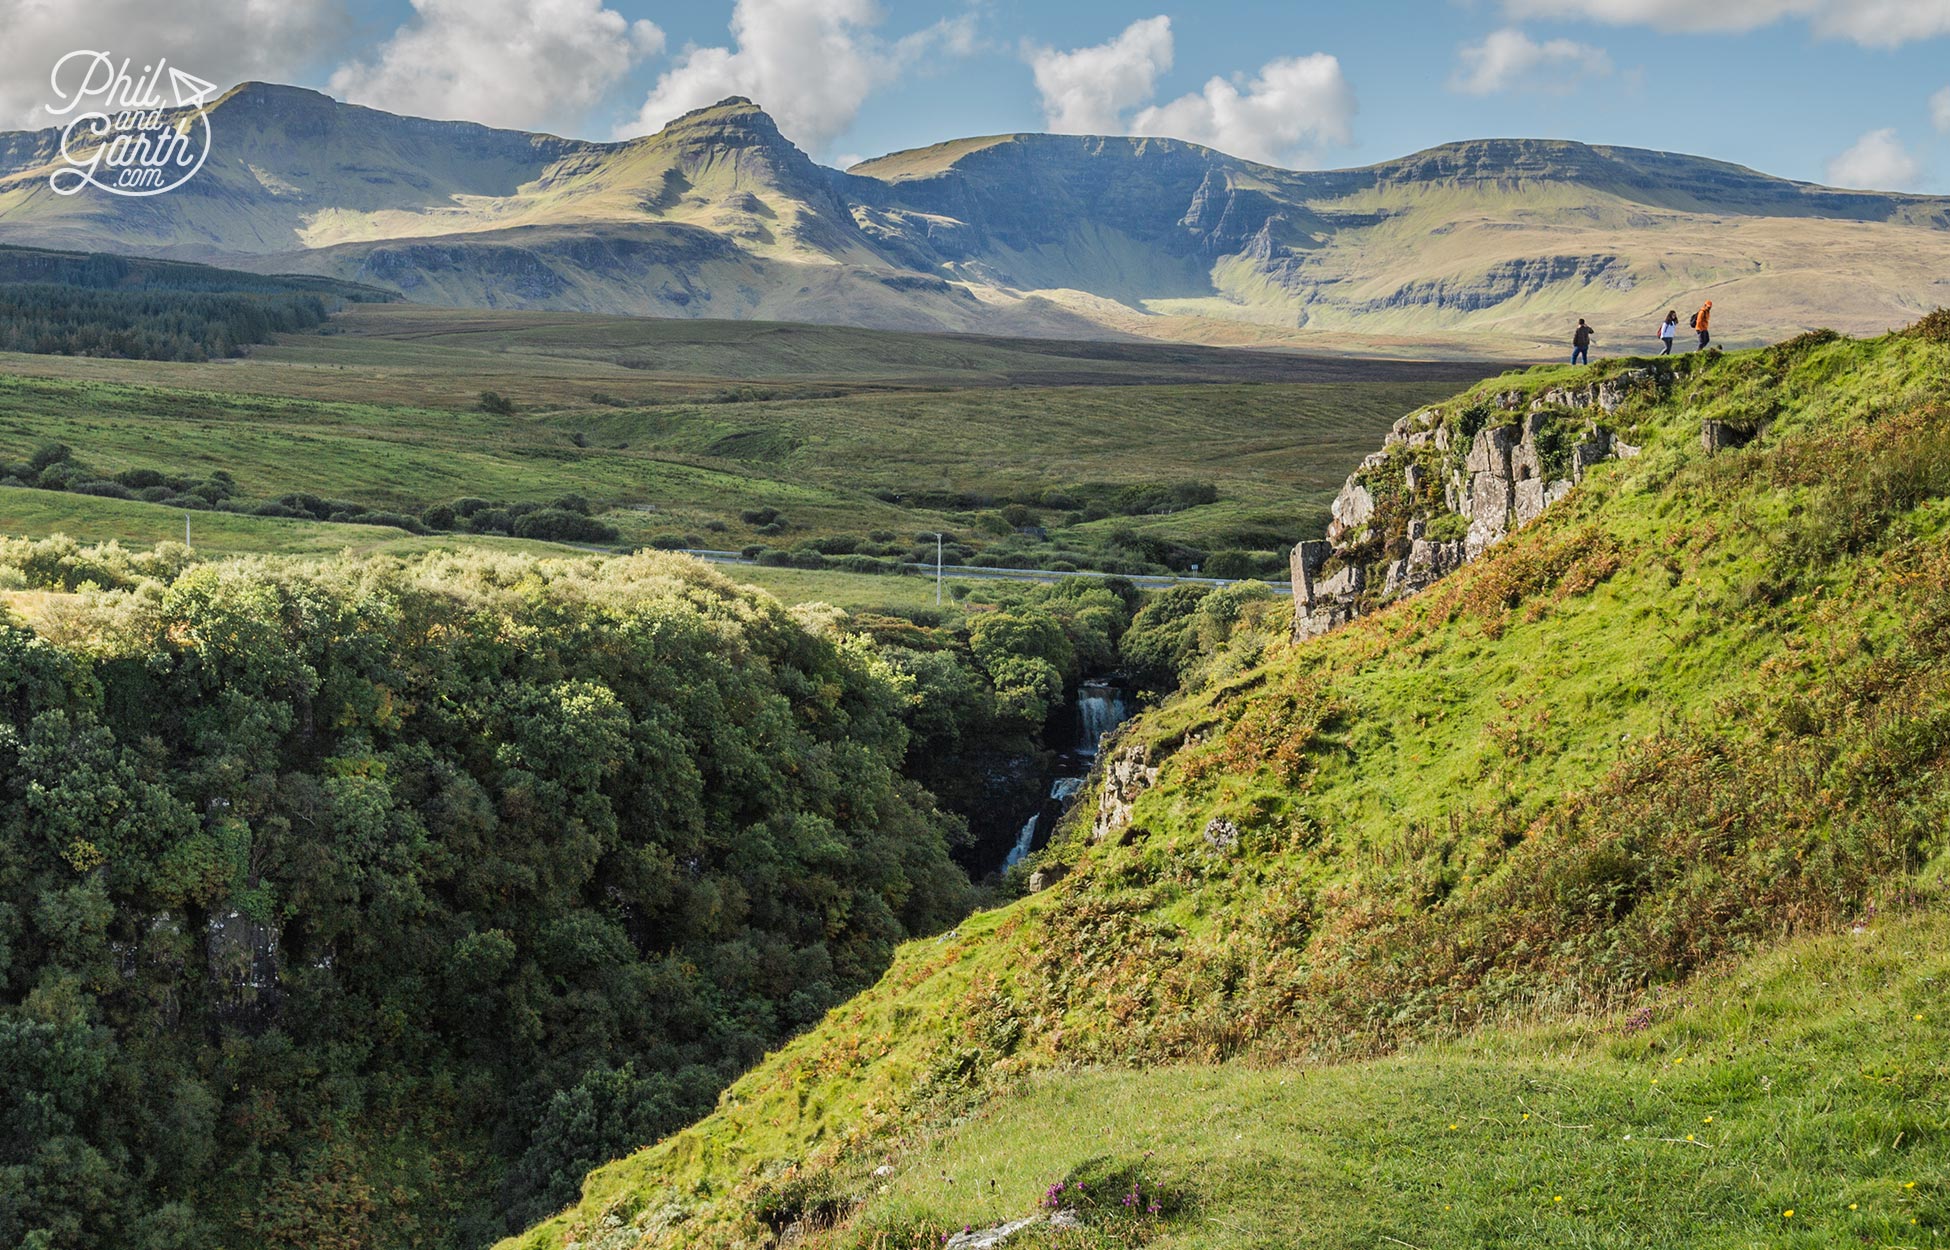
left=478, top=390, right=516, bottom=415
left=350, top=511, right=428, bottom=534
left=71, top=480, right=134, bottom=499
left=511, top=509, right=620, bottom=544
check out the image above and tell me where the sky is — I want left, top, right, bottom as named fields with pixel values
left=5, top=0, right=1950, bottom=190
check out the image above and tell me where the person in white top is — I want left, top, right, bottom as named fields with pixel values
left=1658, top=310, right=1679, bottom=355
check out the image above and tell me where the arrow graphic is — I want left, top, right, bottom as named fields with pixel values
left=168, top=67, right=218, bottom=108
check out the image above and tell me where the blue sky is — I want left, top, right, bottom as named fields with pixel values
left=7, top=0, right=1950, bottom=189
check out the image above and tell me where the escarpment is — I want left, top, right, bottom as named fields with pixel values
left=1292, top=367, right=1660, bottom=639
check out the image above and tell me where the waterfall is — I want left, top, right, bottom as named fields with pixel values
left=1003, top=777, right=1086, bottom=870
left=1003, top=814, right=1039, bottom=868
left=1076, top=680, right=1131, bottom=757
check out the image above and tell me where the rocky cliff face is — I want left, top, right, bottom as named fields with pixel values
left=1292, top=369, right=1662, bottom=639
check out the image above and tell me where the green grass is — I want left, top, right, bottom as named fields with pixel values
left=0, top=315, right=1487, bottom=565
left=849, top=909, right=1950, bottom=1249
left=0, top=304, right=1491, bottom=408
left=0, top=485, right=568, bottom=557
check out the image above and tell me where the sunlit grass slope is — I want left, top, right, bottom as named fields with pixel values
left=503, top=317, right=1950, bottom=1249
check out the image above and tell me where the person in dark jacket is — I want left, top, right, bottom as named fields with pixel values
left=1571, top=318, right=1594, bottom=365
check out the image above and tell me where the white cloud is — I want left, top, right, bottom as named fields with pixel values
left=0, top=0, right=342, bottom=128
left=1932, top=85, right=1950, bottom=133
left=621, top=0, right=974, bottom=153
left=1825, top=127, right=1922, bottom=189
left=1025, top=17, right=1355, bottom=166
left=1812, top=0, right=1950, bottom=46
left=1501, top=0, right=1950, bottom=46
left=328, top=0, right=662, bottom=134
left=1026, top=16, right=1174, bottom=134
left=1450, top=28, right=1613, bottom=96
left=1131, top=54, right=1356, bottom=166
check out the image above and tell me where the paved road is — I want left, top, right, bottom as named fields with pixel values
left=679, top=549, right=1295, bottom=597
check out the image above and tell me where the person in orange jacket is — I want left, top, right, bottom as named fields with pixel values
left=1691, top=300, right=1713, bottom=351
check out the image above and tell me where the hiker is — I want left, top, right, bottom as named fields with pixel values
left=1572, top=318, right=1594, bottom=365
left=1659, top=310, right=1678, bottom=355
left=1691, top=300, right=1713, bottom=351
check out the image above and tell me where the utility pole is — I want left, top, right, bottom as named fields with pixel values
left=934, top=532, right=943, bottom=605
left=185, top=511, right=191, bottom=549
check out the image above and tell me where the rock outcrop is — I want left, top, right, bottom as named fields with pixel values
left=1293, top=368, right=1662, bottom=640
left=1091, top=743, right=1159, bottom=843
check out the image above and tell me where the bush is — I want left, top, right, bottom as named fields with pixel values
left=478, top=390, right=516, bottom=416
left=275, top=492, right=330, bottom=519
left=70, top=480, right=135, bottom=499
left=350, top=511, right=428, bottom=534
left=29, top=443, right=73, bottom=471
left=511, top=509, right=620, bottom=544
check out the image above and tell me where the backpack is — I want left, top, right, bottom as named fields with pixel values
left=1689, top=311, right=1698, bottom=329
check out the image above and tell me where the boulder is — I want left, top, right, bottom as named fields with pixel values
left=1202, top=818, right=1241, bottom=855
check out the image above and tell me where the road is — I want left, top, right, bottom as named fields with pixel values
left=678, top=550, right=1295, bottom=597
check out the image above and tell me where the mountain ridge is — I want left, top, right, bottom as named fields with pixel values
left=3, top=88, right=1948, bottom=352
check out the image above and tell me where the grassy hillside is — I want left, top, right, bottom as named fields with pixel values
left=502, top=317, right=1950, bottom=1249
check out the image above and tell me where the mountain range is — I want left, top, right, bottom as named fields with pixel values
left=3, top=83, right=1948, bottom=354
